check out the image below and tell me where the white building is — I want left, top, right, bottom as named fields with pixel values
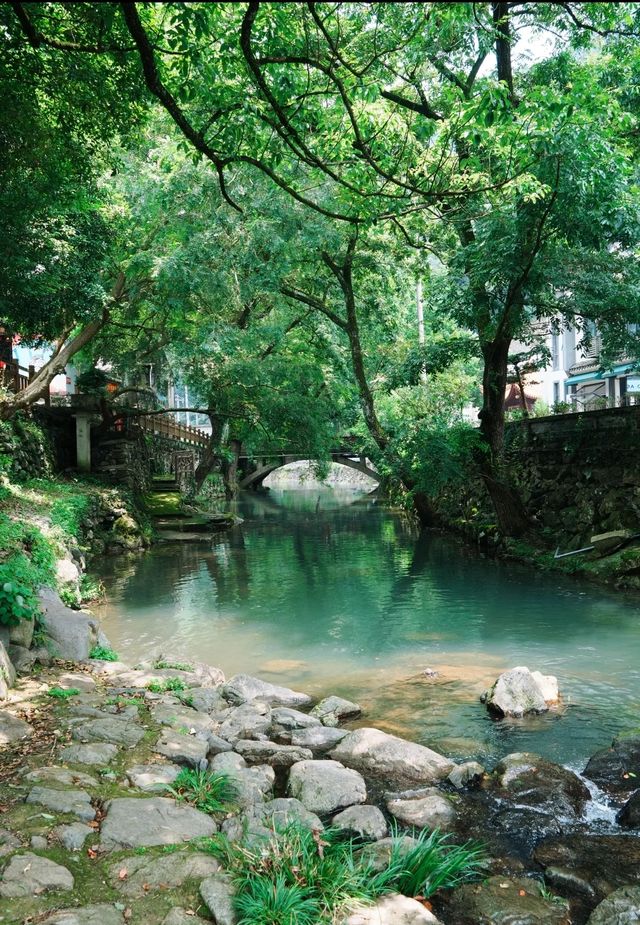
left=517, top=322, right=640, bottom=412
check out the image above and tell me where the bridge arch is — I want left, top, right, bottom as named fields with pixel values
left=238, top=454, right=379, bottom=490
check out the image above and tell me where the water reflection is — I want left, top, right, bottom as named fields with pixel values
left=93, top=489, right=640, bottom=767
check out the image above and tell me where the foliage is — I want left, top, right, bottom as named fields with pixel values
left=153, top=659, right=193, bottom=671
left=166, top=768, right=238, bottom=816
left=47, top=686, right=81, bottom=700
left=89, top=644, right=119, bottom=662
left=206, top=821, right=484, bottom=924
left=0, top=516, right=55, bottom=626
left=387, top=826, right=486, bottom=898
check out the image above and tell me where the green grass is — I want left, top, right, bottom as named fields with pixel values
left=143, top=491, right=183, bottom=516
left=89, top=644, right=119, bottom=661
left=204, top=821, right=485, bottom=925
left=147, top=677, right=188, bottom=693
left=165, top=768, right=238, bottom=815
left=154, top=659, right=193, bottom=671
left=47, top=686, right=81, bottom=699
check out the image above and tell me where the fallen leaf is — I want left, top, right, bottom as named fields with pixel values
left=87, top=847, right=97, bottom=859
left=123, top=909, right=132, bottom=921
left=119, top=868, right=128, bottom=880
left=519, top=889, right=526, bottom=896
left=143, top=882, right=150, bottom=892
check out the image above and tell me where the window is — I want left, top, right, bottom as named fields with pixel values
left=553, top=381, right=560, bottom=405
left=551, top=333, right=560, bottom=371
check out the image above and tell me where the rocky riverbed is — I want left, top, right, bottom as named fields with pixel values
left=0, top=655, right=639, bottom=924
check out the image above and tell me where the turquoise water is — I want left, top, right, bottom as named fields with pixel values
left=93, top=489, right=640, bottom=769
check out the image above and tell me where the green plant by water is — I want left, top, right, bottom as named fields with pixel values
left=204, top=821, right=485, bottom=925
left=89, top=644, right=119, bottom=662
left=165, top=768, right=238, bottom=815
left=147, top=677, right=187, bottom=693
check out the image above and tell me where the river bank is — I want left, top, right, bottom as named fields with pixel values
left=0, top=648, right=639, bottom=924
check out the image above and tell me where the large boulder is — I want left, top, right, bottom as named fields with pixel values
left=100, top=797, right=217, bottom=850
left=0, top=709, right=33, bottom=745
left=584, top=734, right=640, bottom=795
left=217, top=701, right=272, bottom=742
left=332, top=804, right=388, bottom=840
left=441, top=876, right=571, bottom=924
left=0, top=642, right=16, bottom=701
left=330, top=727, right=454, bottom=788
left=492, top=753, right=591, bottom=817
left=0, top=614, right=34, bottom=650
left=40, top=906, right=125, bottom=925
left=291, top=725, right=348, bottom=754
left=111, top=850, right=220, bottom=897
left=71, top=717, right=145, bottom=748
left=618, top=790, right=640, bottom=827
left=234, top=739, right=313, bottom=767
left=38, top=587, right=99, bottom=660
left=155, top=730, right=208, bottom=768
left=587, top=886, right=640, bottom=924
left=288, top=759, right=367, bottom=814
left=482, top=666, right=559, bottom=717
left=26, top=786, right=96, bottom=822
left=200, top=873, right=237, bottom=925
left=222, top=673, right=312, bottom=708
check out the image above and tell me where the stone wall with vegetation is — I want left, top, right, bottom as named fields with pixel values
left=0, top=415, right=54, bottom=482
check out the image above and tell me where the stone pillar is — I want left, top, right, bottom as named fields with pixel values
left=75, top=412, right=92, bottom=472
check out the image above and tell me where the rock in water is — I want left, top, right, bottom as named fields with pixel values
left=38, top=587, right=99, bottom=660
left=483, top=666, right=559, bottom=717
left=386, top=789, right=456, bottom=830
left=584, top=734, right=640, bottom=795
left=442, top=875, right=571, bottom=924
left=222, top=673, right=312, bottom=707
left=310, top=695, right=361, bottom=727
left=618, top=790, right=640, bottom=827
left=330, top=727, right=454, bottom=787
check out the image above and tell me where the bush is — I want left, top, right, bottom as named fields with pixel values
left=89, top=644, right=119, bottom=661
left=204, top=821, right=484, bottom=924
left=0, top=516, right=55, bottom=626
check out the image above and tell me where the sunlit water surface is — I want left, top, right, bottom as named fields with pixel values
left=92, top=489, right=640, bottom=769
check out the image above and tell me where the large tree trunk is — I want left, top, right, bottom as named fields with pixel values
left=222, top=438, right=241, bottom=499
left=194, top=414, right=227, bottom=492
left=478, top=337, right=529, bottom=536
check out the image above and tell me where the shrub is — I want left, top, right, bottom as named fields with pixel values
left=47, top=686, right=81, bottom=699
left=166, top=768, right=238, bottom=815
left=147, top=677, right=187, bottom=693
left=387, top=826, right=486, bottom=897
left=89, top=644, right=119, bottom=661
left=235, top=874, right=320, bottom=925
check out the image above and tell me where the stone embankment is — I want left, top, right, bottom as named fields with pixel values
left=0, top=654, right=639, bottom=924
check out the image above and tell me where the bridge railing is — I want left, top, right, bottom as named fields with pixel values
left=136, top=414, right=210, bottom=447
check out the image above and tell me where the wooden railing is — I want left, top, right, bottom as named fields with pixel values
left=137, top=414, right=209, bottom=447
left=0, top=360, right=34, bottom=393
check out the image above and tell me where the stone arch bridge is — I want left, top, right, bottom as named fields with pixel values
left=237, top=451, right=379, bottom=490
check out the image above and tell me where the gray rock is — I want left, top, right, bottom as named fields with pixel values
left=111, top=850, right=220, bottom=897
left=54, top=822, right=93, bottom=851
left=235, top=739, right=314, bottom=767
left=56, top=672, right=96, bottom=693
left=584, top=735, right=640, bottom=795
left=442, top=875, right=570, bottom=924
left=7, top=643, right=35, bottom=675
left=342, top=894, right=442, bottom=924
left=386, top=789, right=456, bottom=830
left=24, top=766, right=98, bottom=789
left=31, top=834, right=48, bottom=850
left=448, top=761, right=485, bottom=789
left=206, top=733, right=234, bottom=757
left=100, top=796, right=217, bottom=849
left=332, top=804, right=388, bottom=840
left=483, top=666, right=559, bottom=718
left=218, top=701, right=272, bottom=742
left=0, top=614, right=34, bottom=650
left=0, top=851, right=74, bottom=897
left=210, top=751, right=247, bottom=773
left=493, top=753, right=590, bottom=818
left=126, top=762, right=182, bottom=792
left=72, top=717, right=145, bottom=748
left=310, top=695, right=361, bottom=727
left=288, top=759, right=367, bottom=814
left=184, top=688, right=229, bottom=713
left=331, top=727, right=454, bottom=788
left=587, top=885, right=640, bottom=924
left=163, top=910, right=211, bottom=925
left=0, top=709, right=33, bottom=744
left=59, top=742, right=119, bottom=766
left=223, top=673, right=312, bottom=708
left=291, top=725, right=348, bottom=754
left=232, top=764, right=276, bottom=809
left=116, top=667, right=203, bottom=689
left=156, top=730, right=209, bottom=768
left=270, top=707, right=321, bottom=734
left=150, top=704, right=215, bottom=734
left=357, top=836, right=420, bottom=873
left=38, top=587, right=99, bottom=660
left=40, top=905, right=125, bottom=925
left=200, top=873, right=237, bottom=925
left=0, top=827, right=21, bottom=857
left=261, top=797, right=323, bottom=832
left=0, top=641, right=16, bottom=691
left=26, top=786, right=96, bottom=822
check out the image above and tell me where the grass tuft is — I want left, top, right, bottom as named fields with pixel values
left=89, top=645, right=119, bottom=662
left=47, top=686, right=81, bottom=699
left=165, top=768, right=238, bottom=815
left=147, top=677, right=187, bottom=693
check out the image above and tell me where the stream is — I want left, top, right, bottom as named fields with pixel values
left=92, top=487, right=640, bottom=771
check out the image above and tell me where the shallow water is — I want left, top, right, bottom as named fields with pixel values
left=92, top=488, right=640, bottom=768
